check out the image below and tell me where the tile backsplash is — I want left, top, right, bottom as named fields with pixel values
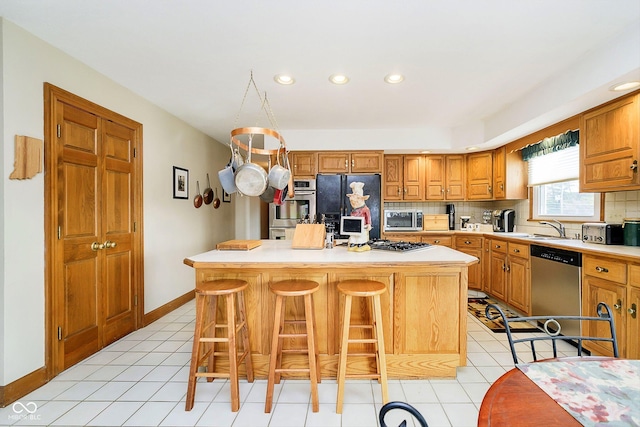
left=384, top=190, right=640, bottom=237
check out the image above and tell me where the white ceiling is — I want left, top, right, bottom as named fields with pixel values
left=1, top=0, right=639, bottom=152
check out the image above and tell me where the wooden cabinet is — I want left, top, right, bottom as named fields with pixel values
left=488, top=239, right=530, bottom=313
left=580, top=93, right=640, bottom=192
left=384, top=233, right=422, bottom=243
left=425, top=155, right=465, bottom=200
left=318, top=151, right=383, bottom=174
left=290, top=151, right=317, bottom=178
left=582, top=255, right=639, bottom=358
left=454, top=235, right=483, bottom=290
left=493, top=146, right=527, bottom=200
left=467, top=151, right=493, bottom=200
left=383, top=155, right=424, bottom=201
left=482, top=238, right=492, bottom=294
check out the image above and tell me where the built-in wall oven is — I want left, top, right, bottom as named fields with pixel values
left=269, top=179, right=316, bottom=239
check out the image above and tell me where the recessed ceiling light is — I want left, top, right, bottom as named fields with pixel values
left=384, top=73, right=404, bottom=84
left=420, top=150, right=431, bottom=154
left=329, top=74, right=350, bottom=85
left=466, top=146, right=478, bottom=151
left=609, top=81, right=640, bottom=91
left=274, top=74, right=295, bottom=85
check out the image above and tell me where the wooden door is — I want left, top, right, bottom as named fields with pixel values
left=445, top=155, right=465, bottom=200
left=291, top=151, right=317, bottom=178
left=581, top=276, right=626, bottom=357
left=317, top=152, right=349, bottom=173
left=493, top=146, right=506, bottom=199
left=467, top=152, right=493, bottom=200
left=46, top=84, right=142, bottom=374
left=383, top=155, right=403, bottom=200
left=350, top=152, right=383, bottom=173
left=490, top=252, right=507, bottom=302
left=403, top=155, right=424, bottom=200
left=507, top=256, right=530, bottom=314
left=425, top=155, right=445, bottom=200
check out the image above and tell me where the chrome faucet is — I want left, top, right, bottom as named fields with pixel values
left=539, top=219, right=566, bottom=238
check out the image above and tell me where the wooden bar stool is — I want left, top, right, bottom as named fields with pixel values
left=185, top=279, right=254, bottom=412
left=336, top=279, right=388, bottom=414
left=265, top=279, right=321, bottom=413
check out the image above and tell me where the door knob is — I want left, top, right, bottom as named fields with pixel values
left=104, top=240, right=117, bottom=249
left=91, top=242, right=105, bottom=251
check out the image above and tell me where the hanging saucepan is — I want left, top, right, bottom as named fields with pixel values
left=273, top=184, right=289, bottom=206
left=234, top=134, right=268, bottom=197
left=260, top=156, right=277, bottom=203
left=218, top=144, right=238, bottom=194
left=268, top=145, right=291, bottom=190
left=203, top=173, right=214, bottom=205
left=213, top=187, right=221, bottom=209
left=194, top=181, right=203, bottom=208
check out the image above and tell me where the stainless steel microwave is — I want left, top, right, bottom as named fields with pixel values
left=383, top=209, right=423, bottom=231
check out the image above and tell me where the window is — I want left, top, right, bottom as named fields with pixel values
left=528, top=144, right=601, bottom=221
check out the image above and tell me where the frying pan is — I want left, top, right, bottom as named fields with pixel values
left=213, top=187, right=221, bottom=209
left=194, top=181, right=203, bottom=208
left=203, top=174, right=214, bottom=205
left=234, top=134, right=268, bottom=197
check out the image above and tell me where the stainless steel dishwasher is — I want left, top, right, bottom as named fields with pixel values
left=531, top=244, right=582, bottom=336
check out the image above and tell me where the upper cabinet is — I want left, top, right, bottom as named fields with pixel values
left=290, top=151, right=317, bottom=179
left=317, top=151, right=383, bottom=174
left=580, top=93, right=640, bottom=192
left=383, top=155, right=424, bottom=201
left=425, top=155, right=465, bottom=200
left=493, top=146, right=527, bottom=200
left=466, top=151, right=493, bottom=200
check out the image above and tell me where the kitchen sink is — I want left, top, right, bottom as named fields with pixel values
left=528, top=234, right=573, bottom=241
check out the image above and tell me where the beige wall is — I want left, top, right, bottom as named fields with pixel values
left=0, top=19, right=233, bottom=384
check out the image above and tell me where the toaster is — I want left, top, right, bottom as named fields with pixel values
left=582, top=223, right=624, bottom=245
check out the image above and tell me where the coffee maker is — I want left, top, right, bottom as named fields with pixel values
left=492, top=209, right=515, bottom=232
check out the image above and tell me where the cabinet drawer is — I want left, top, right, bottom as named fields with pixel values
left=491, top=240, right=508, bottom=254
left=422, top=236, right=452, bottom=247
left=508, top=242, right=529, bottom=259
left=583, top=255, right=627, bottom=284
left=455, top=236, right=483, bottom=249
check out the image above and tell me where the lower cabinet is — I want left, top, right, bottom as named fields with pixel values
left=488, top=239, right=530, bottom=314
left=454, top=236, right=483, bottom=290
left=421, top=235, right=453, bottom=247
left=582, top=255, right=639, bottom=359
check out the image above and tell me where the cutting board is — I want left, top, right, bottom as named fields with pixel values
left=291, top=224, right=326, bottom=249
left=217, top=240, right=262, bottom=250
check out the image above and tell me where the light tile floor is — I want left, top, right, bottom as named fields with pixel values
left=1, top=300, right=578, bottom=427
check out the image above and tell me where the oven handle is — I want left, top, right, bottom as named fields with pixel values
left=291, top=190, right=315, bottom=196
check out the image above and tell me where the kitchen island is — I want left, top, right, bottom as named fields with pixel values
left=184, top=240, right=478, bottom=379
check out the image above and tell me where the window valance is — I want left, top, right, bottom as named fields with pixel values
left=520, top=130, right=579, bottom=162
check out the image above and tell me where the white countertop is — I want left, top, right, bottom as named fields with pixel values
left=185, top=239, right=479, bottom=268
left=387, top=230, right=640, bottom=261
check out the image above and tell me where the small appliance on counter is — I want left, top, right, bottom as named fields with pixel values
left=622, top=218, right=640, bottom=246
left=492, top=209, right=515, bottom=232
left=446, top=204, right=455, bottom=230
left=582, top=223, right=624, bottom=245
left=383, top=208, right=423, bottom=232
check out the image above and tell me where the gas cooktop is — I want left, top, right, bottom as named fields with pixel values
left=368, top=239, right=432, bottom=252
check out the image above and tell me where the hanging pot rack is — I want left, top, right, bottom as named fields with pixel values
left=230, top=126, right=285, bottom=157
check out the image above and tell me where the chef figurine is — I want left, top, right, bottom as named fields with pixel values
left=346, top=181, right=372, bottom=252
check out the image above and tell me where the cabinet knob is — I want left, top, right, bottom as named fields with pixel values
left=351, top=159, right=354, bottom=168
left=91, top=242, right=105, bottom=251
left=513, top=248, right=520, bottom=253
left=464, top=240, right=471, bottom=244
left=488, top=185, right=492, bottom=193
left=631, top=160, right=638, bottom=171
left=434, top=240, right=440, bottom=244
left=629, top=303, right=637, bottom=318
left=614, top=299, right=622, bottom=310
left=494, top=244, right=501, bottom=249
left=345, top=160, right=348, bottom=170
left=595, top=266, right=609, bottom=273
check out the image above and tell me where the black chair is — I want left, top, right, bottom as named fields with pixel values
left=379, top=401, right=428, bottom=427
left=485, top=302, right=619, bottom=364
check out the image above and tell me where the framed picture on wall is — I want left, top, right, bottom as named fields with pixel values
left=173, top=166, right=189, bottom=199
left=222, top=190, right=231, bottom=203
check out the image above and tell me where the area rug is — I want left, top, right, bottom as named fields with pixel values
left=468, top=298, right=540, bottom=333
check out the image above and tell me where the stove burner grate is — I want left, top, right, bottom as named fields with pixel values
left=368, top=239, right=432, bottom=252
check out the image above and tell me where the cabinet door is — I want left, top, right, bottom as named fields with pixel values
left=291, top=152, right=317, bottom=178
left=467, top=152, right=493, bottom=200
left=446, top=155, right=466, bottom=200
left=403, top=155, right=424, bottom=200
left=351, top=152, right=383, bottom=173
left=627, top=286, right=640, bottom=359
left=581, top=276, right=626, bottom=357
left=318, top=152, right=349, bottom=173
left=422, top=235, right=452, bottom=247
left=581, top=94, right=639, bottom=192
left=383, top=155, right=403, bottom=200
left=493, top=146, right=506, bottom=199
left=425, top=155, right=445, bottom=200
left=490, top=252, right=507, bottom=302
left=508, top=256, right=530, bottom=315
left=482, top=239, right=492, bottom=294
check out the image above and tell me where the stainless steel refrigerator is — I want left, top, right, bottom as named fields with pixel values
left=316, top=174, right=381, bottom=240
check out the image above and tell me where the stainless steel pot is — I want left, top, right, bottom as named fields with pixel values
left=234, top=134, right=268, bottom=197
